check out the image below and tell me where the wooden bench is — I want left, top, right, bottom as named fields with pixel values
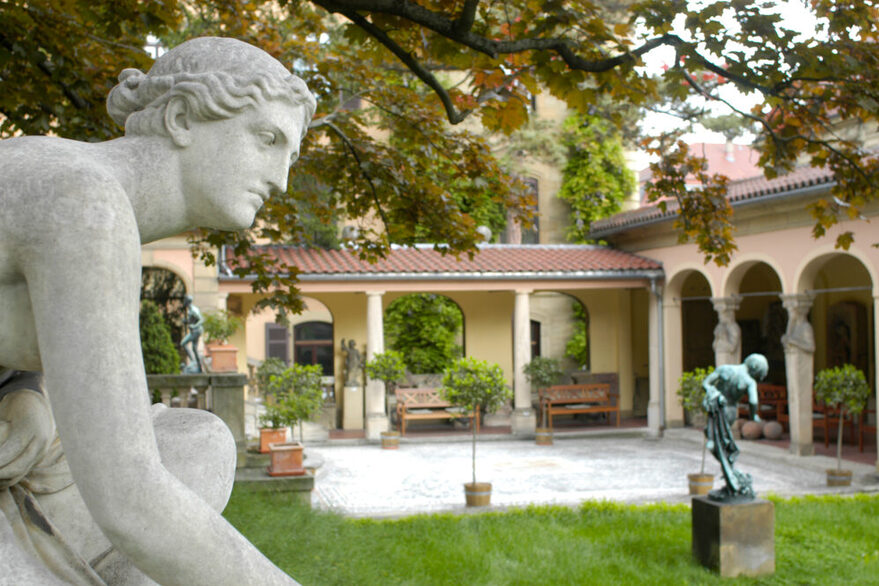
left=739, top=383, right=787, bottom=421
left=539, top=383, right=618, bottom=430
left=395, top=388, right=479, bottom=436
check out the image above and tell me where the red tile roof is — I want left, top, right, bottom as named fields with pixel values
left=223, top=244, right=662, bottom=280
left=593, top=164, right=835, bottom=237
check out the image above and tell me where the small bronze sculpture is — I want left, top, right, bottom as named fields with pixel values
left=702, top=353, right=768, bottom=502
left=180, top=295, right=205, bottom=373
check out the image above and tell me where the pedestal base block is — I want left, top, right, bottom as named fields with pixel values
left=692, top=496, right=775, bottom=578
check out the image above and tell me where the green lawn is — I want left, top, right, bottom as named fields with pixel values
left=224, top=487, right=879, bottom=585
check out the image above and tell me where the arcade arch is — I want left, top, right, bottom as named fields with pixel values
left=798, top=252, right=874, bottom=383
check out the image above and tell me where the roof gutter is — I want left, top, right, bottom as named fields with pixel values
left=219, top=269, right=665, bottom=282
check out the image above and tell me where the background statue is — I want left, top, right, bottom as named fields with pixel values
left=0, top=37, right=314, bottom=585
left=701, top=353, right=768, bottom=502
left=180, top=295, right=205, bottom=373
left=341, top=339, right=363, bottom=387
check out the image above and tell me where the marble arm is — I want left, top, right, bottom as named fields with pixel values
left=24, top=205, right=295, bottom=585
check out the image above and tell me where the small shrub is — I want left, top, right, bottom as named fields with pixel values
left=442, top=357, right=511, bottom=485
left=267, top=363, right=325, bottom=443
left=139, top=299, right=180, bottom=375
left=203, top=310, right=242, bottom=344
left=814, top=364, right=871, bottom=471
left=523, top=357, right=564, bottom=391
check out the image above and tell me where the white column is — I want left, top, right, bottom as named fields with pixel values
left=646, top=282, right=664, bottom=438
left=712, top=296, right=742, bottom=366
left=662, top=290, right=683, bottom=429
left=511, top=289, right=536, bottom=436
left=781, top=293, right=816, bottom=456
left=364, top=290, right=388, bottom=440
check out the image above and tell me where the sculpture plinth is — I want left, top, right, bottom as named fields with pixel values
left=692, top=496, right=775, bottom=578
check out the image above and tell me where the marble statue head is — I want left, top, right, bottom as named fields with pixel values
left=106, top=37, right=316, bottom=138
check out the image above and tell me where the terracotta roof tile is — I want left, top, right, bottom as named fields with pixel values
left=593, top=164, right=835, bottom=237
left=224, top=244, right=662, bottom=280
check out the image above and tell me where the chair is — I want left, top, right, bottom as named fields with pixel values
left=738, top=383, right=786, bottom=421
left=859, top=408, right=876, bottom=453
left=814, top=402, right=856, bottom=448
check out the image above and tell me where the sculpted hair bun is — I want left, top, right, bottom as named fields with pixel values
left=106, top=68, right=149, bottom=127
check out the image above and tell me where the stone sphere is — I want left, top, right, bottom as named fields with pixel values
left=741, top=420, right=764, bottom=440
left=763, top=420, right=784, bottom=440
left=731, top=418, right=746, bottom=438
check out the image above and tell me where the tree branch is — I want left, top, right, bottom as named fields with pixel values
left=337, top=8, right=472, bottom=124
left=453, top=0, right=480, bottom=35
left=323, top=120, right=392, bottom=232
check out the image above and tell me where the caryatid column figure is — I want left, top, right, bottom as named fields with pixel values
left=781, top=293, right=816, bottom=456
left=712, top=296, right=742, bottom=366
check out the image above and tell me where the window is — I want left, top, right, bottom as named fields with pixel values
left=530, top=320, right=541, bottom=359
left=265, top=323, right=290, bottom=364
left=294, top=321, right=334, bottom=375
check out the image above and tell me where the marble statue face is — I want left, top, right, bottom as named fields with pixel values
left=178, top=98, right=306, bottom=230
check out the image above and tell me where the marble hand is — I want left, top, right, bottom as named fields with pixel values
left=0, top=389, right=54, bottom=486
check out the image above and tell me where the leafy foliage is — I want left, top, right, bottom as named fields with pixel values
left=522, top=356, right=564, bottom=391
left=140, top=268, right=187, bottom=345
left=564, top=301, right=590, bottom=369
left=676, top=366, right=715, bottom=415
left=6, top=0, right=879, bottom=312
left=262, top=363, right=325, bottom=442
left=814, top=364, right=871, bottom=416
left=254, top=357, right=287, bottom=397
left=558, top=113, right=636, bottom=241
left=202, top=310, right=242, bottom=345
left=385, top=294, right=462, bottom=373
left=364, top=350, right=407, bottom=395
left=139, top=299, right=181, bottom=375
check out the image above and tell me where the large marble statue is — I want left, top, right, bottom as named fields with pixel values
left=0, top=37, right=314, bottom=584
left=701, top=353, right=769, bottom=502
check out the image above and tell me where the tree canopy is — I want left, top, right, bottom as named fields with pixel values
left=3, top=0, right=878, bottom=311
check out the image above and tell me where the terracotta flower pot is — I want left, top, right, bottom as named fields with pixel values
left=464, top=482, right=492, bottom=507
left=826, top=469, right=853, bottom=487
left=381, top=430, right=400, bottom=450
left=267, top=442, right=306, bottom=477
left=259, top=427, right=287, bottom=454
left=687, top=473, right=714, bottom=495
left=206, top=343, right=238, bottom=372
left=535, top=427, right=553, bottom=446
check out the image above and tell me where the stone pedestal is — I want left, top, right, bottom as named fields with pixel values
left=511, top=407, right=536, bottom=437
left=342, top=384, right=363, bottom=430
left=364, top=413, right=390, bottom=440
left=692, top=497, right=775, bottom=578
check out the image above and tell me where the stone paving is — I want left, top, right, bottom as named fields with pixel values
left=303, top=428, right=879, bottom=518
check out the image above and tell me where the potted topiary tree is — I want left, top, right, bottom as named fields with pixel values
left=814, top=364, right=871, bottom=487
left=202, top=310, right=242, bottom=372
left=255, top=357, right=288, bottom=453
left=677, top=366, right=715, bottom=495
left=523, top=356, right=564, bottom=446
left=365, top=350, right=407, bottom=449
left=441, top=357, right=512, bottom=507
left=265, top=363, right=325, bottom=477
